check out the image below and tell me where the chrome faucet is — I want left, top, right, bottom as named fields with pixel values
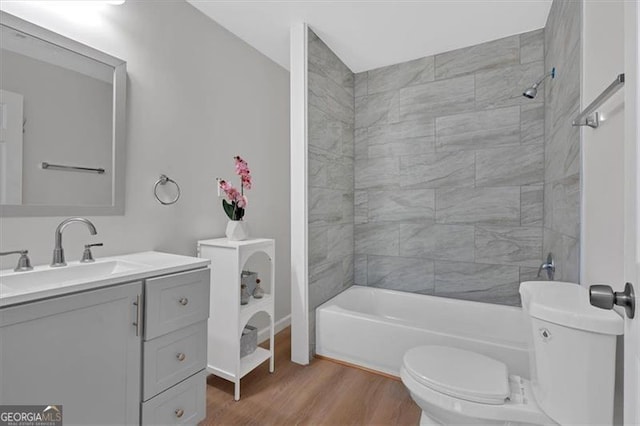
left=537, top=252, right=556, bottom=281
left=0, top=250, right=33, bottom=272
left=52, top=218, right=97, bottom=267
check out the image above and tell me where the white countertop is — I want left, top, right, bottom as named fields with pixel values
left=0, top=251, right=210, bottom=308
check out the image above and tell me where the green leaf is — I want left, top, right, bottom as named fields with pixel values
left=222, top=199, right=245, bottom=221
left=222, top=199, right=235, bottom=220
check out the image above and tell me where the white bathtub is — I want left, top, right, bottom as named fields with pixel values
left=316, top=285, right=529, bottom=378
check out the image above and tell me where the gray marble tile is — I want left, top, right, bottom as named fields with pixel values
left=327, top=157, right=354, bottom=192
left=324, top=76, right=355, bottom=124
left=355, top=72, right=368, bottom=98
left=308, top=66, right=328, bottom=113
left=519, top=267, right=541, bottom=285
left=309, top=225, right=328, bottom=268
left=521, top=103, right=544, bottom=145
left=542, top=228, right=562, bottom=280
left=367, top=255, right=435, bottom=293
left=544, top=1, right=581, bottom=129
left=309, top=145, right=351, bottom=189
left=355, top=91, right=400, bottom=129
left=308, top=66, right=354, bottom=126
left=435, top=35, right=520, bottom=80
left=309, top=187, right=344, bottom=225
left=341, top=191, right=354, bottom=225
left=475, top=144, right=544, bottom=187
left=520, top=29, right=544, bottom=64
left=476, top=61, right=545, bottom=109
left=308, top=147, right=328, bottom=188
left=475, top=226, right=543, bottom=267
left=355, top=223, right=399, bottom=256
left=368, top=136, right=434, bottom=159
left=399, top=223, right=474, bottom=262
left=545, top=48, right=580, bottom=124
left=545, top=109, right=580, bottom=182
left=544, top=174, right=580, bottom=239
left=369, top=118, right=435, bottom=140
left=355, top=156, right=400, bottom=190
left=308, top=104, right=342, bottom=154
left=355, top=254, right=367, bottom=285
left=355, top=128, right=368, bottom=160
left=354, top=190, right=368, bottom=224
left=434, top=261, right=521, bottom=306
left=399, top=75, right=475, bottom=121
left=521, top=184, right=544, bottom=227
left=564, top=235, right=580, bottom=283
left=368, top=189, right=435, bottom=222
left=542, top=228, right=580, bottom=283
left=327, top=224, right=354, bottom=263
left=400, top=151, right=475, bottom=189
left=308, top=28, right=353, bottom=96
left=367, top=118, right=436, bottom=158
left=435, top=106, right=520, bottom=151
left=368, top=56, right=435, bottom=94
left=309, top=259, right=347, bottom=309
left=342, top=122, right=355, bottom=158
left=343, top=255, right=354, bottom=287
left=436, top=187, right=521, bottom=225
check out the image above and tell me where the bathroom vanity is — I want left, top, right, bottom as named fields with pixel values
left=0, top=251, right=210, bottom=425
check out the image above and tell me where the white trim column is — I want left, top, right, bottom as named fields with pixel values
left=290, top=22, right=309, bottom=365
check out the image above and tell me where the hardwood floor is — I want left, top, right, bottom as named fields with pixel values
left=201, top=327, right=421, bottom=425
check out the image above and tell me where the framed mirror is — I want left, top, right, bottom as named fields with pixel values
left=0, top=11, right=126, bottom=217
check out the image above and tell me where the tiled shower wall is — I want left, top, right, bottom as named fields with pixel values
left=543, top=0, right=581, bottom=283
left=353, top=30, right=546, bottom=306
left=307, top=28, right=355, bottom=353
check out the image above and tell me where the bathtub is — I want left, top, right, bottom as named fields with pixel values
left=316, top=285, right=529, bottom=378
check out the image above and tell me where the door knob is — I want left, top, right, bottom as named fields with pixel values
left=589, top=282, right=635, bottom=319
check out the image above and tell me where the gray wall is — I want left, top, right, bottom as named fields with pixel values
left=307, top=28, right=354, bottom=353
left=353, top=30, right=546, bottom=306
left=543, top=0, right=581, bottom=283
left=0, top=2, right=292, bottom=325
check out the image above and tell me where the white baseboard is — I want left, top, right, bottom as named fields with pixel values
left=257, top=314, right=291, bottom=344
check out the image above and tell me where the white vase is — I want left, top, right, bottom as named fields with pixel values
left=226, top=220, right=250, bottom=241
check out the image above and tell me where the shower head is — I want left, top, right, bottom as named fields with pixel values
left=523, top=67, right=556, bottom=99
left=523, top=86, right=538, bottom=99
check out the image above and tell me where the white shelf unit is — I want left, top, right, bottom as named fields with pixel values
left=197, top=237, right=275, bottom=401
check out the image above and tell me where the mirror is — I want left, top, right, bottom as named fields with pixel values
left=0, top=11, right=126, bottom=217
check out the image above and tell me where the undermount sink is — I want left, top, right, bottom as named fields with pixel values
left=0, top=259, right=148, bottom=294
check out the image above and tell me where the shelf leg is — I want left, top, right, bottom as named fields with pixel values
left=269, top=317, right=275, bottom=373
left=234, top=378, right=240, bottom=401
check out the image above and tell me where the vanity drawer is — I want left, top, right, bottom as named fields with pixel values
left=141, top=370, right=207, bottom=426
left=145, top=268, right=210, bottom=339
left=143, top=321, right=207, bottom=400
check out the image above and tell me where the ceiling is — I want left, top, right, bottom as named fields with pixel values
left=188, top=1, right=552, bottom=73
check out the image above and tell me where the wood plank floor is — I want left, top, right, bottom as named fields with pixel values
left=200, top=327, right=421, bottom=425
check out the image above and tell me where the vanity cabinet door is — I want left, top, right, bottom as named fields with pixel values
left=0, top=282, right=142, bottom=425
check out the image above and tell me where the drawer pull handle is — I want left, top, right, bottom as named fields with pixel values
left=175, top=408, right=184, bottom=418
left=179, top=297, right=189, bottom=306
left=176, top=352, right=186, bottom=361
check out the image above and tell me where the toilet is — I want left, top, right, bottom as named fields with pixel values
left=401, top=281, right=624, bottom=425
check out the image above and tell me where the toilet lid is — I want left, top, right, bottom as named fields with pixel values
left=403, top=345, right=510, bottom=405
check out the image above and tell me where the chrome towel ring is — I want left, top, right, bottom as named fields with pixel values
left=154, top=174, right=181, bottom=205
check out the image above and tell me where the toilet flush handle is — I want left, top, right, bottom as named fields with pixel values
left=589, top=282, right=635, bottom=319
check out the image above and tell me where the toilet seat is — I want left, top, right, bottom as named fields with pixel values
left=401, top=346, right=556, bottom=425
left=403, top=346, right=510, bottom=405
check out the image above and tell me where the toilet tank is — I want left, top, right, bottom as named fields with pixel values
left=519, top=282, right=624, bottom=426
